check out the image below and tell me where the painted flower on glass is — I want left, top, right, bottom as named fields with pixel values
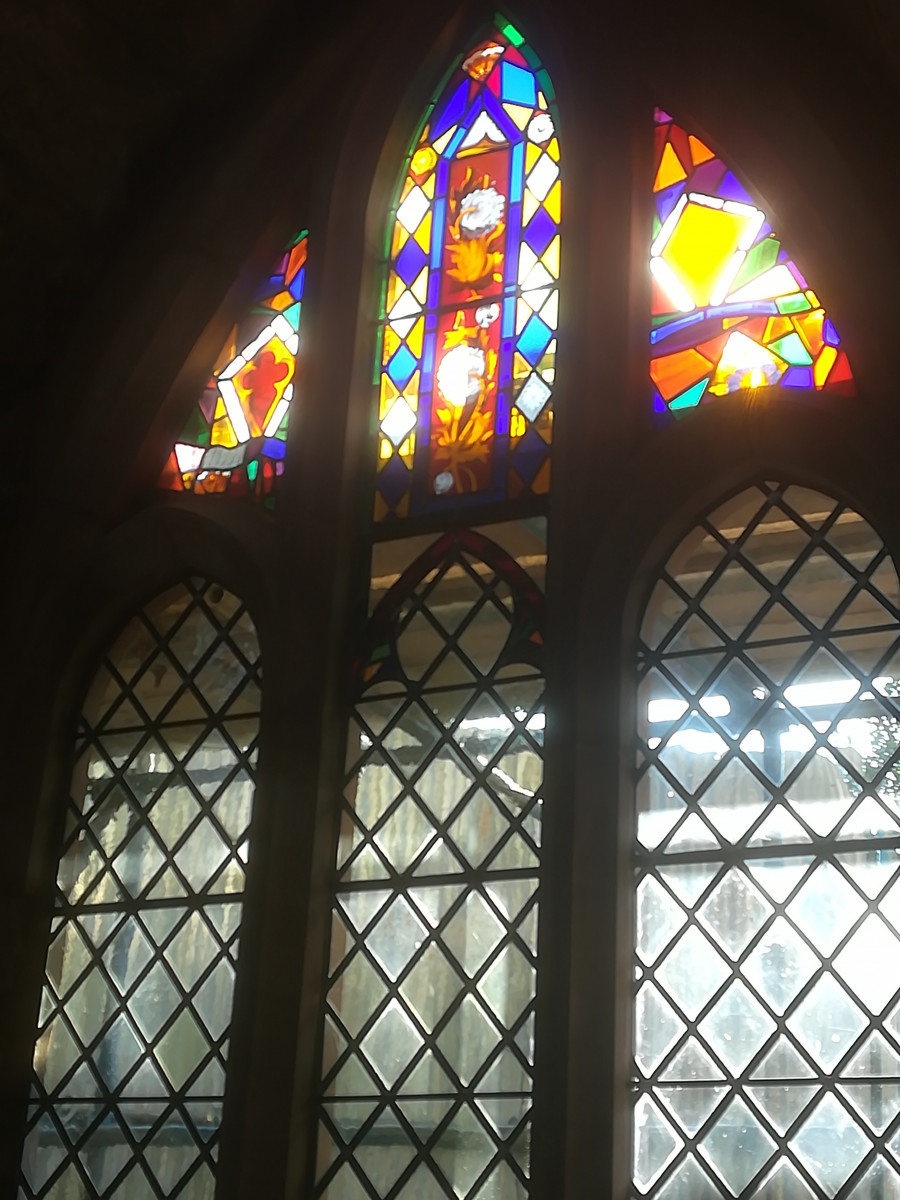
left=436, top=344, right=486, bottom=412
left=458, top=187, right=505, bottom=239
left=447, top=170, right=506, bottom=293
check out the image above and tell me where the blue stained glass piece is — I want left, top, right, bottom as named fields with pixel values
left=523, top=207, right=555, bottom=257
left=262, top=437, right=287, bottom=459
left=716, top=170, right=755, bottom=205
left=484, top=91, right=523, bottom=143
left=502, top=298, right=515, bottom=339
left=781, top=366, right=814, bottom=388
left=433, top=80, right=469, bottom=139
left=510, top=142, right=525, bottom=203
left=422, top=333, right=436, bottom=375
left=668, top=378, right=707, bottom=410
left=289, top=266, right=305, bottom=300
left=427, top=272, right=440, bottom=308
left=510, top=426, right=547, bottom=484
left=387, top=344, right=418, bottom=390
left=395, top=239, right=427, bottom=286
left=653, top=391, right=667, bottom=413
left=689, top=159, right=726, bottom=196
left=431, top=197, right=447, bottom=268
left=500, top=62, right=537, bottom=106
left=517, top=314, right=552, bottom=365
left=445, top=125, right=467, bottom=158
left=377, top=455, right=411, bottom=508
left=284, top=303, right=302, bottom=331
left=650, top=311, right=704, bottom=346
left=823, top=318, right=840, bottom=347
left=651, top=302, right=779, bottom=346
left=656, top=181, right=686, bottom=223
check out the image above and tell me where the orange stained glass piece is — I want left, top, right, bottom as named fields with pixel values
left=794, top=309, right=826, bottom=359
left=651, top=276, right=679, bottom=317
left=654, top=141, right=688, bottom=192
left=661, top=203, right=748, bottom=308
left=650, top=347, right=712, bottom=400
left=688, top=134, right=715, bottom=166
left=285, top=238, right=307, bottom=285
left=814, top=345, right=838, bottom=387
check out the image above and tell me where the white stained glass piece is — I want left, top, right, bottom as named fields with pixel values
left=658, top=862, right=721, bottom=907
left=389, top=289, right=422, bottom=323
left=441, top=891, right=505, bottom=975
left=381, top=398, right=418, bottom=447
left=751, top=1035, right=816, bottom=1080
left=749, top=1157, right=816, bottom=1199
left=839, top=1083, right=900, bottom=1134
left=656, top=926, right=730, bottom=1020
left=460, top=109, right=506, bottom=148
left=359, top=998, right=424, bottom=1086
left=515, top=374, right=552, bottom=423
left=636, top=875, right=687, bottom=965
left=658, top=1039, right=725, bottom=1083
left=786, top=974, right=867, bottom=1070
left=742, top=916, right=820, bottom=1015
left=654, top=1154, right=721, bottom=1200
left=634, top=983, right=686, bottom=1077
left=746, top=1084, right=819, bottom=1136
left=789, top=1093, right=871, bottom=1196
left=655, top=1085, right=727, bottom=1136
left=396, top=186, right=430, bottom=234
left=847, top=1157, right=900, bottom=1200
left=364, top=897, right=429, bottom=983
left=880, top=874, right=900, bottom=935
left=633, top=1094, right=683, bottom=1194
left=833, top=914, right=900, bottom=1014
left=700, top=757, right=769, bottom=842
left=526, top=154, right=559, bottom=202
left=746, top=856, right=814, bottom=903
left=839, top=795, right=900, bottom=840
left=697, top=982, right=777, bottom=1075
left=785, top=861, right=867, bottom=955
left=846, top=1031, right=900, bottom=1077
left=665, top=812, right=721, bottom=853
left=699, top=1097, right=777, bottom=1195
left=527, top=112, right=554, bottom=143
left=697, top=869, right=773, bottom=959
left=747, top=806, right=813, bottom=849
left=837, top=849, right=900, bottom=899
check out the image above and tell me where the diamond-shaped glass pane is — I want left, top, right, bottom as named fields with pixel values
left=789, top=1093, right=871, bottom=1195
left=697, top=982, right=776, bottom=1075
left=742, top=917, right=819, bottom=1014
left=785, top=861, right=867, bottom=956
left=656, top=927, right=730, bottom=1021
left=699, top=1097, right=777, bottom=1194
left=633, top=1094, right=683, bottom=1194
left=786, top=974, right=867, bottom=1069
left=697, top=869, right=772, bottom=959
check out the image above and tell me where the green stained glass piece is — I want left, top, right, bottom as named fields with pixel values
left=669, top=378, right=707, bottom=411
left=498, top=18, right=525, bottom=45
left=181, top=406, right=211, bottom=445
left=776, top=292, right=812, bottom=315
left=768, top=332, right=812, bottom=366
left=730, top=237, right=780, bottom=294
left=247, top=460, right=259, bottom=483
left=537, top=68, right=555, bottom=99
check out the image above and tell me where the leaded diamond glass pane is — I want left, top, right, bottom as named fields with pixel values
left=23, top=581, right=259, bottom=1199
left=320, top=527, right=545, bottom=1198
left=634, top=485, right=900, bottom=1199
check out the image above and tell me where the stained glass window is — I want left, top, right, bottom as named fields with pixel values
left=316, top=525, right=546, bottom=1198
left=650, top=112, right=854, bottom=416
left=634, top=482, right=900, bottom=1197
left=159, top=233, right=307, bottom=506
left=375, top=20, right=560, bottom=520
left=21, top=580, right=260, bottom=1200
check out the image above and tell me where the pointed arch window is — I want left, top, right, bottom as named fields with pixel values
left=317, top=527, right=546, bottom=1198
left=650, top=112, right=854, bottom=415
left=633, top=482, right=900, bottom=1197
left=21, top=580, right=261, bottom=1200
left=159, top=232, right=308, bottom=505
left=375, top=20, right=560, bottom=520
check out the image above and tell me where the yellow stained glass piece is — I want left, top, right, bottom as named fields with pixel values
left=546, top=137, right=560, bottom=163
left=411, top=146, right=437, bottom=176
left=383, top=325, right=401, bottom=361
left=688, top=134, right=715, bottom=166
left=794, top=309, right=825, bottom=358
left=526, top=143, right=542, bottom=172
left=379, top=437, right=392, bottom=460
left=514, top=351, right=531, bottom=381
left=805, top=289, right=820, bottom=308
left=385, top=273, right=406, bottom=314
left=399, top=176, right=416, bottom=203
left=510, top=409, right=527, bottom=437
left=421, top=174, right=436, bottom=200
left=504, top=103, right=532, bottom=130
left=265, top=290, right=294, bottom=312
left=406, top=318, right=424, bottom=359
left=522, top=189, right=540, bottom=226
left=213, top=329, right=238, bottom=375
left=541, top=290, right=559, bottom=330
left=814, top=345, right=838, bottom=387
left=374, top=492, right=389, bottom=520
left=654, top=141, right=688, bottom=192
left=380, top=374, right=399, bottom=419
left=433, top=127, right=456, bottom=154
left=391, top=224, right=409, bottom=257
left=763, top=316, right=794, bottom=344
left=542, top=236, right=560, bottom=279
left=660, top=202, right=749, bottom=308
left=399, top=435, right=415, bottom=461
left=543, top=180, right=561, bottom=224
left=211, top=414, right=239, bottom=448
left=414, top=212, right=432, bottom=251
left=411, top=266, right=429, bottom=304
left=516, top=297, right=533, bottom=335
left=532, top=458, right=551, bottom=494
left=403, top=371, right=420, bottom=410
left=708, top=331, right=785, bottom=395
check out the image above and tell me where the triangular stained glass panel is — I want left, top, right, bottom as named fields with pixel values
left=650, top=113, right=853, bottom=417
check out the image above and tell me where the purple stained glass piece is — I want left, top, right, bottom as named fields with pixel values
left=523, top=206, right=556, bottom=258
left=688, top=159, right=726, bottom=196
left=716, top=170, right=755, bottom=205
left=653, top=391, right=667, bottom=413
left=656, top=181, right=686, bottom=224
left=377, top=455, right=411, bottom=508
left=655, top=108, right=673, bottom=124
left=790, top=261, right=809, bottom=290
left=395, top=239, right=428, bottom=287
left=823, top=318, right=840, bottom=347
left=199, top=389, right=218, bottom=423
left=511, top=426, right=548, bottom=484
left=781, top=366, right=814, bottom=388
